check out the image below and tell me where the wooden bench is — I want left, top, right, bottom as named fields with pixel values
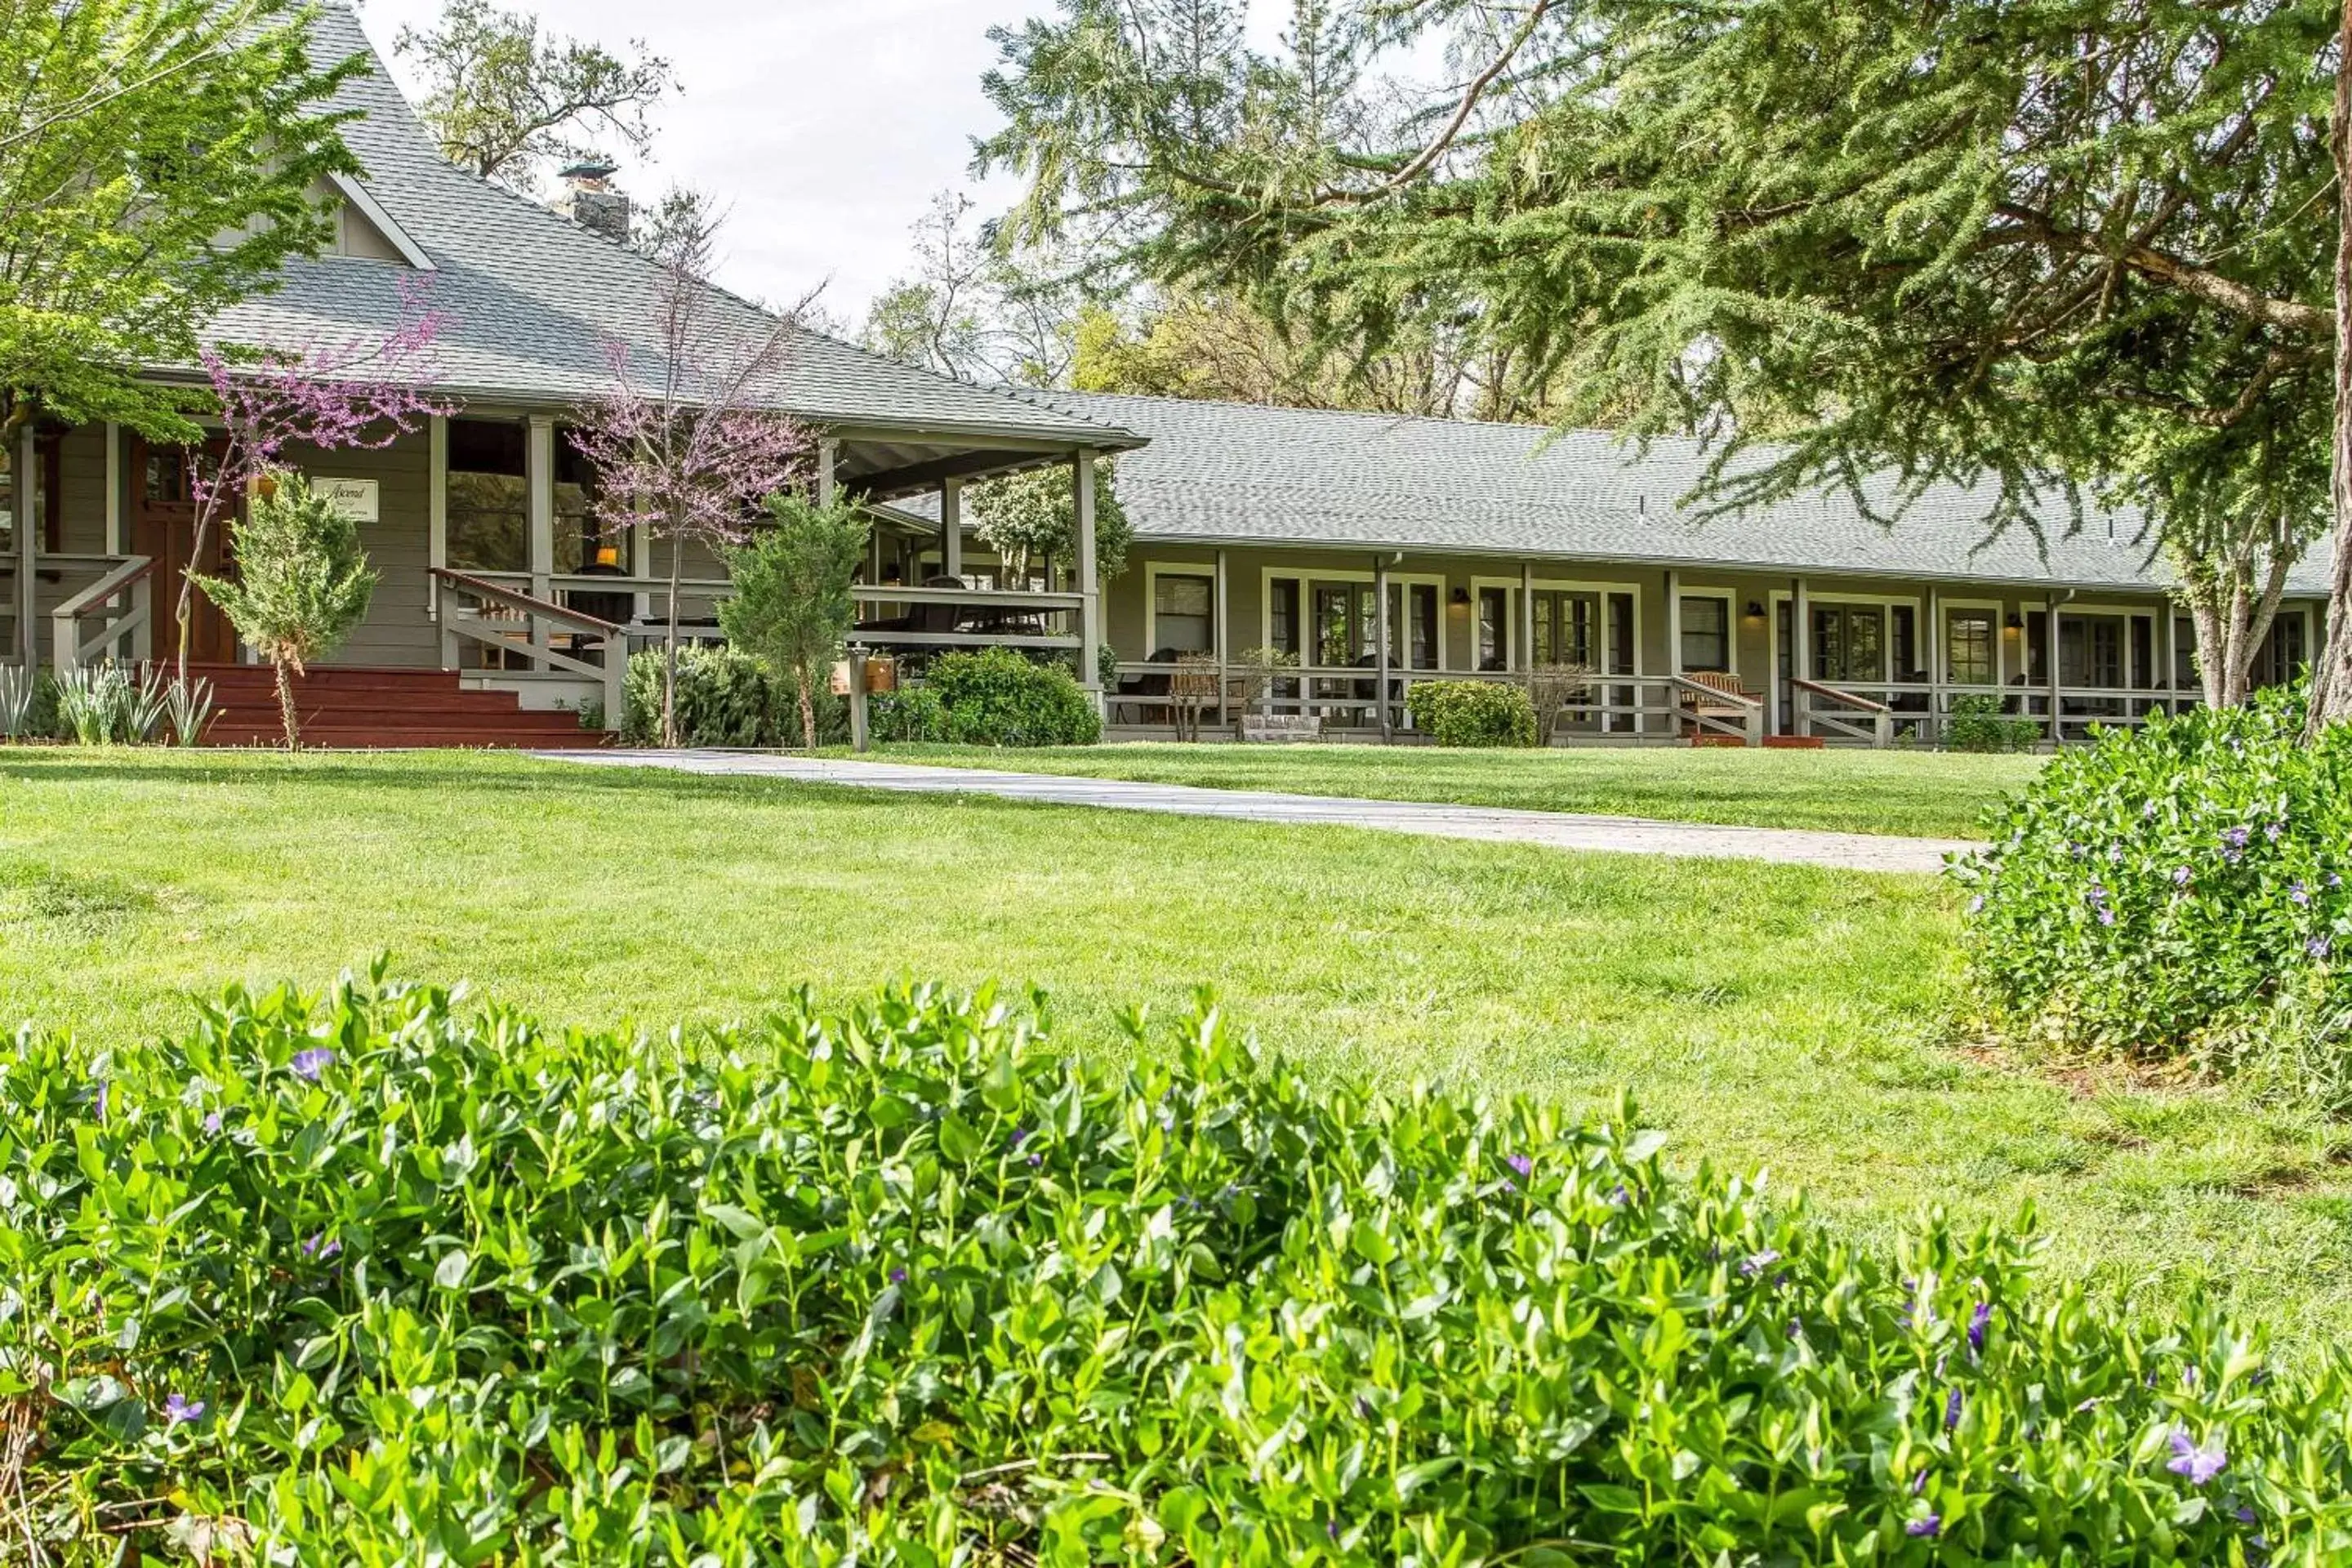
left=1678, top=670, right=1760, bottom=735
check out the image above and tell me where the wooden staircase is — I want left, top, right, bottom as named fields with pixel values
left=190, top=664, right=608, bottom=750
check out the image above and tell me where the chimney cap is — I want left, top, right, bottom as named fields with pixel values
left=559, top=158, right=620, bottom=184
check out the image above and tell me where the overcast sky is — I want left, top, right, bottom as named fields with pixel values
left=350, top=0, right=1060, bottom=328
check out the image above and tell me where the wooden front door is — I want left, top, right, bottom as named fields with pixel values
left=130, top=438, right=237, bottom=665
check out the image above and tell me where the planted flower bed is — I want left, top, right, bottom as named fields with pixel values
left=5, top=973, right=2350, bottom=1561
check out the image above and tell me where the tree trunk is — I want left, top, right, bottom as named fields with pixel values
left=274, top=658, right=301, bottom=751
left=2310, top=0, right=2352, bottom=737
left=796, top=666, right=817, bottom=751
left=661, top=532, right=684, bottom=747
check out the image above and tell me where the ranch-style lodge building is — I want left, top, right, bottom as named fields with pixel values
left=0, top=3, right=2328, bottom=748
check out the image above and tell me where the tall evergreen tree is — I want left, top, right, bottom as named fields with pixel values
left=979, top=0, right=2341, bottom=707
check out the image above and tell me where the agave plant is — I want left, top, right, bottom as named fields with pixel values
left=51, top=660, right=173, bottom=745
left=54, top=662, right=131, bottom=745
left=0, top=664, right=38, bottom=740
left=161, top=672, right=216, bottom=747
left=124, top=663, right=172, bottom=743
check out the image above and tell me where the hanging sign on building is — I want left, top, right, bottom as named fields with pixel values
left=313, top=477, right=380, bottom=523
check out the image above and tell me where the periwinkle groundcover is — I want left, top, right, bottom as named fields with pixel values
left=4, top=971, right=2350, bottom=1563
left=1954, top=685, right=2352, bottom=1091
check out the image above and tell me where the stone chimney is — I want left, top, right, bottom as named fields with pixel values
left=555, top=159, right=632, bottom=244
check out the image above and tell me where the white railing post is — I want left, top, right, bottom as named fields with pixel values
left=602, top=630, right=626, bottom=734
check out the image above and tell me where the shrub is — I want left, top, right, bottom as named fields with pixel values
left=621, top=644, right=782, bottom=748
left=193, top=473, right=376, bottom=749
left=719, top=494, right=868, bottom=750
left=929, top=645, right=1101, bottom=746
left=869, top=683, right=948, bottom=743
left=1944, top=693, right=2042, bottom=753
left=1953, top=685, right=2352, bottom=1088
left=9, top=973, right=2352, bottom=1561
left=1407, top=679, right=1539, bottom=746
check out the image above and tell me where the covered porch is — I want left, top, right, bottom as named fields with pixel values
left=2, top=409, right=1138, bottom=742
left=1094, top=549, right=2314, bottom=750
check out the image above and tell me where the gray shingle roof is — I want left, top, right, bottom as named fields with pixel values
left=201, top=5, right=1138, bottom=451
left=1036, top=391, right=2332, bottom=595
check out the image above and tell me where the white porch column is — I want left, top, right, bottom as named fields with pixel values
left=2047, top=594, right=2066, bottom=742
left=1662, top=569, right=1682, bottom=740
left=15, top=425, right=37, bottom=668
left=816, top=437, right=839, bottom=508
left=105, top=423, right=124, bottom=555
left=941, top=476, right=963, bottom=581
left=525, top=415, right=555, bottom=656
left=1214, top=547, right=1229, bottom=724
left=1664, top=570, right=1682, bottom=678
left=1074, top=448, right=1101, bottom=693
left=2163, top=601, right=2180, bottom=713
left=426, top=416, right=448, bottom=644
left=1375, top=554, right=1393, bottom=743
left=1792, top=577, right=1811, bottom=736
left=1927, top=586, right=1943, bottom=737
left=1519, top=561, right=1535, bottom=684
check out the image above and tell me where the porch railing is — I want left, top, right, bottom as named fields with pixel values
left=1107, top=663, right=1771, bottom=744
left=1791, top=676, right=1894, bottom=747
left=430, top=568, right=626, bottom=728
left=1785, top=680, right=2199, bottom=746
left=449, top=572, right=1087, bottom=654
left=51, top=555, right=155, bottom=673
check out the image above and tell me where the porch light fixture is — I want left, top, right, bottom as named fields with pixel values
left=594, top=546, right=620, bottom=568
left=1744, top=600, right=1766, bottom=626
left=2004, top=613, right=2025, bottom=633
left=1449, top=586, right=1472, bottom=612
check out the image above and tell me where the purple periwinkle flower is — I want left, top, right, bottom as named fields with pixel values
left=2173, top=866, right=2194, bottom=889
left=301, top=1232, right=341, bottom=1261
left=2291, top=882, right=2311, bottom=906
left=1504, top=1153, right=1533, bottom=1183
left=1968, top=1300, right=1991, bottom=1356
left=1944, top=1388, right=1963, bottom=1431
left=202, top=1109, right=223, bottom=1135
left=889, top=1267, right=907, bottom=1285
left=2310, top=937, right=2334, bottom=962
left=1325, top=1519, right=1340, bottom=1543
left=2265, top=820, right=2284, bottom=843
left=1911, top=1470, right=1927, bottom=1496
left=1608, top=1184, right=1630, bottom=1207
left=290, top=1048, right=334, bottom=1081
left=93, top=1081, right=109, bottom=1120
left=1905, top=1514, right=1942, bottom=1539
left=1967, top=895, right=1984, bottom=915
left=163, top=1393, right=205, bottom=1426
left=1740, top=1248, right=1781, bottom=1278
left=2167, top=1429, right=2226, bottom=1486
left=2329, top=874, right=2344, bottom=889
left=2221, top=827, right=2252, bottom=862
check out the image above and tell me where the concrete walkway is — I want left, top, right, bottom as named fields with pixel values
left=545, top=751, right=1977, bottom=874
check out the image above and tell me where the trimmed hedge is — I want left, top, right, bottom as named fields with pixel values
left=927, top=645, right=1101, bottom=746
left=8, top=973, right=2350, bottom=1562
left=1954, top=686, right=2352, bottom=1094
left=1406, top=679, right=1539, bottom=747
left=622, top=646, right=847, bottom=749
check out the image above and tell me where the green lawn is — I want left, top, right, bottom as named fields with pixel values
left=871, top=742, right=2044, bottom=839
left=3, top=747, right=2346, bottom=1359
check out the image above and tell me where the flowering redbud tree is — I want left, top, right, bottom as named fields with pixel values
left=568, top=210, right=816, bottom=746
left=180, top=278, right=448, bottom=683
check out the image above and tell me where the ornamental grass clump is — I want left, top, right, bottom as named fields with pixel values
left=7, top=973, right=2352, bottom=1563
left=1953, top=685, right=2352, bottom=1096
